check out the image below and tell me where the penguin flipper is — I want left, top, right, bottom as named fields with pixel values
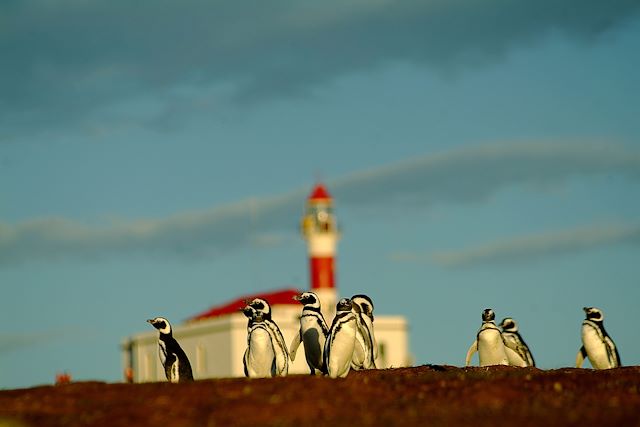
left=575, top=346, right=587, bottom=368
left=322, top=334, right=332, bottom=374
left=604, top=336, right=621, bottom=367
left=289, top=329, right=302, bottom=362
left=371, top=326, right=379, bottom=361
left=465, top=340, right=478, bottom=366
left=243, top=348, right=249, bottom=377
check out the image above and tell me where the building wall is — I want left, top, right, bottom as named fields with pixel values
left=123, top=306, right=409, bottom=382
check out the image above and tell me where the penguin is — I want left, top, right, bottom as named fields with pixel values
left=323, top=298, right=358, bottom=378
left=242, top=305, right=277, bottom=378
left=289, top=291, right=329, bottom=375
left=465, top=308, right=509, bottom=367
left=576, top=306, right=621, bottom=369
left=351, top=294, right=378, bottom=370
left=499, top=317, right=535, bottom=367
left=147, top=317, right=194, bottom=383
left=247, top=297, right=289, bottom=376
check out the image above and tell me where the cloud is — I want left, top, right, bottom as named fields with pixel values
left=0, top=192, right=305, bottom=265
left=2, top=0, right=639, bottom=136
left=421, top=223, right=640, bottom=268
left=0, top=331, right=70, bottom=355
left=331, top=142, right=640, bottom=207
left=1, top=142, right=639, bottom=265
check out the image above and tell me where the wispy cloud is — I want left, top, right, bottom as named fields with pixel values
left=1, top=142, right=639, bottom=265
left=417, top=223, right=640, bottom=268
left=3, top=1, right=639, bottom=136
left=0, top=192, right=305, bottom=265
left=332, top=142, right=640, bottom=206
left=0, top=331, right=74, bottom=355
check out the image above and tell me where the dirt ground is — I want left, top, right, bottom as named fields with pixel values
left=1, top=365, right=639, bottom=427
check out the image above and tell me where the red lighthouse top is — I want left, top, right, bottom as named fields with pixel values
left=308, top=183, right=332, bottom=202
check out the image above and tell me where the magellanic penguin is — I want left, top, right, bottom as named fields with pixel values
left=465, top=309, right=509, bottom=367
left=499, top=317, right=535, bottom=367
left=242, top=305, right=276, bottom=378
left=351, top=294, right=378, bottom=370
left=247, top=298, right=289, bottom=376
left=289, top=291, right=329, bottom=375
left=576, top=307, right=621, bottom=369
left=147, top=317, right=194, bottom=383
left=324, top=298, right=358, bottom=378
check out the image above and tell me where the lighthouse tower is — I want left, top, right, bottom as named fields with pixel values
left=301, top=183, right=339, bottom=320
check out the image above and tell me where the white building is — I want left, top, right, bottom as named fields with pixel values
left=121, top=184, right=410, bottom=382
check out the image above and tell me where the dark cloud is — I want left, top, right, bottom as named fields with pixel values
left=2, top=0, right=639, bottom=136
left=1, top=142, right=639, bottom=265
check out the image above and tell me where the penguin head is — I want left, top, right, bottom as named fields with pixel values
left=293, top=292, right=321, bottom=309
left=242, top=305, right=264, bottom=322
left=242, top=305, right=256, bottom=319
left=247, top=298, right=271, bottom=319
left=499, top=317, right=518, bottom=332
left=352, top=294, right=375, bottom=321
left=583, top=307, right=604, bottom=322
left=482, top=309, right=495, bottom=322
left=336, top=298, right=353, bottom=312
left=147, top=317, right=172, bottom=335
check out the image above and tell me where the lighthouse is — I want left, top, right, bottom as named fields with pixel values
left=301, top=183, right=339, bottom=319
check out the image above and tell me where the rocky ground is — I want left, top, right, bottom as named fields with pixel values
left=1, top=365, right=639, bottom=427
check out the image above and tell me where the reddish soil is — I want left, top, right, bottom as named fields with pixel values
left=1, top=365, right=639, bottom=427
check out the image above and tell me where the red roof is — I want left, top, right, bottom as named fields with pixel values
left=188, top=288, right=302, bottom=322
left=308, top=183, right=332, bottom=201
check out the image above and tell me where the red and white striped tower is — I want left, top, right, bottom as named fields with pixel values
left=301, top=183, right=339, bottom=320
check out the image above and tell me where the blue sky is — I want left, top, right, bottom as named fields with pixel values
left=1, top=1, right=639, bottom=388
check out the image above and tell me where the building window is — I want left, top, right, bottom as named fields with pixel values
left=196, top=345, right=207, bottom=376
left=378, top=342, right=387, bottom=368
left=143, top=352, right=154, bottom=381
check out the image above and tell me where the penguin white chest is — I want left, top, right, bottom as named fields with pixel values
left=158, top=341, right=168, bottom=366
left=582, top=324, right=611, bottom=369
left=478, top=329, right=508, bottom=366
left=247, top=327, right=276, bottom=378
left=352, top=326, right=367, bottom=368
left=328, top=318, right=357, bottom=378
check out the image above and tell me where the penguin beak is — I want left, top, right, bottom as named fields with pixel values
left=146, top=319, right=154, bottom=324
left=582, top=307, right=589, bottom=313
left=292, top=294, right=302, bottom=301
